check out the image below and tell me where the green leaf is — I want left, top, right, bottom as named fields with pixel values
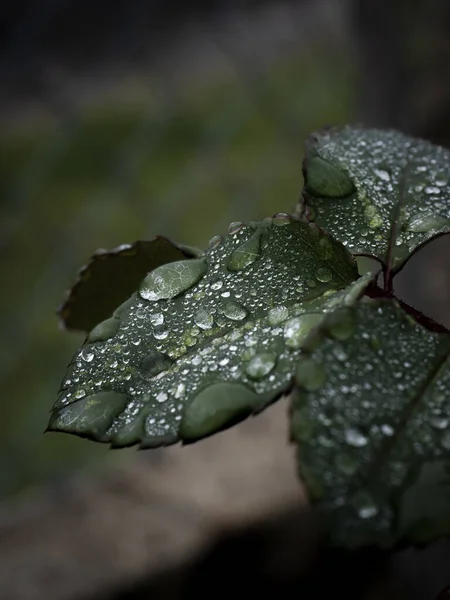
left=58, top=238, right=203, bottom=332
left=49, top=216, right=371, bottom=448
left=300, top=126, right=450, bottom=272
left=291, top=299, right=450, bottom=548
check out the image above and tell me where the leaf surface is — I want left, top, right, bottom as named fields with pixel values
left=291, top=299, right=450, bottom=548
left=49, top=216, right=370, bottom=448
left=300, top=126, right=450, bottom=272
left=58, top=238, right=202, bottom=332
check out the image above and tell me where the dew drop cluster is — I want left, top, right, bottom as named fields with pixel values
left=53, top=216, right=360, bottom=447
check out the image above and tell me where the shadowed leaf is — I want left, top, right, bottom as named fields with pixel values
left=49, top=216, right=373, bottom=448
left=291, top=299, right=450, bottom=548
left=58, top=238, right=203, bottom=332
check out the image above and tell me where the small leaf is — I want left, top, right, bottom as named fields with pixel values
left=50, top=216, right=372, bottom=448
left=58, top=238, right=202, bottom=332
left=291, top=299, right=450, bottom=548
left=300, top=126, right=450, bottom=272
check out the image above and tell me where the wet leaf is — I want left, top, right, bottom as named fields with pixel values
left=49, top=216, right=372, bottom=448
left=300, top=126, right=450, bottom=272
left=58, top=238, right=203, bottom=332
left=291, top=299, right=450, bottom=548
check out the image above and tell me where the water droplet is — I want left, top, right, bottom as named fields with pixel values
left=364, top=203, right=383, bottom=229
left=345, top=428, right=368, bottom=447
left=374, top=168, right=391, bottom=182
left=210, top=278, right=223, bottom=290
left=222, top=300, right=248, bottom=321
left=74, top=389, right=86, bottom=399
left=156, top=391, right=168, bottom=403
left=245, top=352, right=277, bottom=380
left=194, top=308, right=214, bottom=330
left=139, top=258, right=207, bottom=301
left=140, top=352, right=173, bottom=380
left=208, top=235, right=222, bottom=249
left=325, top=308, right=355, bottom=340
left=296, top=359, right=326, bottom=391
left=180, top=382, right=260, bottom=439
left=284, top=314, right=323, bottom=349
left=153, top=325, right=169, bottom=340
left=267, top=305, right=289, bottom=326
left=227, top=231, right=261, bottom=272
left=425, top=186, right=441, bottom=195
left=81, top=349, right=94, bottom=363
left=316, top=267, right=332, bottom=283
left=430, top=416, right=449, bottom=430
left=353, top=490, right=379, bottom=519
left=173, top=383, right=186, bottom=399
left=435, top=173, right=448, bottom=187
left=88, top=317, right=120, bottom=343
left=381, top=424, right=394, bottom=436
left=305, top=156, right=355, bottom=198
left=149, top=312, right=164, bottom=326
left=228, top=221, right=243, bottom=234
left=335, top=453, right=358, bottom=475
left=272, top=212, right=291, bottom=226
left=406, top=213, right=449, bottom=233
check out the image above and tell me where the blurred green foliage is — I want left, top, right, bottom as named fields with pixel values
left=0, top=52, right=353, bottom=499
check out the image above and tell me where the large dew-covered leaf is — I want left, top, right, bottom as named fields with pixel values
left=291, top=299, right=450, bottom=548
left=300, top=126, right=450, bottom=272
left=58, top=238, right=202, bottom=332
left=48, top=216, right=371, bottom=448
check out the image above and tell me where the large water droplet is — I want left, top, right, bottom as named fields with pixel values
left=227, top=231, right=261, bottom=272
left=180, top=382, right=263, bottom=439
left=88, top=317, right=120, bottom=343
left=81, top=349, right=94, bottom=363
left=228, top=221, right=243, bottom=234
left=374, top=168, right=391, bottom=182
left=267, top=305, right=289, bottom=326
left=296, top=359, right=326, bottom=391
left=49, top=391, right=129, bottom=439
left=139, top=258, right=207, bottom=301
left=140, top=352, right=173, bottom=380
left=194, top=308, right=214, bottom=330
left=245, top=352, right=277, bottom=380
left=284, top=314, right=323, bottom=349
left=156, top=391, right=168, bottom=403
left=149, top=312, right=164, bottom=326
left=352, top=490, right=379, bottom=519
left=345, top=428, right=368, bottom=447
left=208, top=235, right=222, bottom=249
left=430, top=416, right=449, bottom=430
left=272, top=212, right=291, bottom=226
left=316, top=267, right=332, bottom=283
left=222, top=300, right=248, bottom=321
left=406, top=213, right=449, bottom=233
left=305, top=156, right=355, bottom=198
left=153, top=325, right=169, bottom=340
left=325, top=308, right=355, bottom=340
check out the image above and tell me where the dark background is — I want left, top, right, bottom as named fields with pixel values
left=0, top=1, right=449, bottom=599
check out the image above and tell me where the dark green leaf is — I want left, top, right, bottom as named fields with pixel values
left=291, top=299, right=450, bottom=548
left=58, top=238, right=202, bottom=332
left=300, top=126, right=450, bottom=272
left=49, top=216, right=372, bottom=448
